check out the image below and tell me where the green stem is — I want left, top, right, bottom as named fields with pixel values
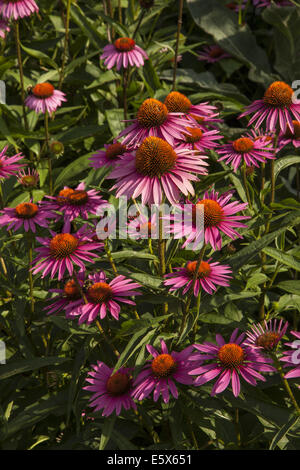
left=27, top=233, right=35, bottom=318
left=104, top=239, right=118, bottom=275
left=177, top=243, right=206, bottom=342
left=13, top=20, right=29, bottom=133
left=58, top=0, right=71, bottom=90
left=122, top=68, right=129, bottom=120
left=44, top=112, right=53, bottom=195
left=172, top=0, right=184, bottom=91
left=132, top=9, right=146, bottom=39
left=242, top=162, right=252, bottom=210
left=272, top=353, right=300, bottom=416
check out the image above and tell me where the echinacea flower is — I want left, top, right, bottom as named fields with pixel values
left=177, top=126, right=223, bottom=152
left=89, top=142, right=129, bottom=169
left=245, top=319, right=289, bottom=352
left=0, top=146, right=24, bottom=180
left=17, top=168, right=39, bottom=189
left=0, top=201, right=56, bottom=233
left=216, top=133, right=275, bottom=172
left=0, top=19, right=10, bottom=38
left=25, top=82, right=67, bottom=115
left=43, top=275, right=85, bottom=319
left=117, top=98, right=193, bottom=148
left=280, top=330, right=300, bottom=388
left=189, top=329, right=275, bottom=397
left=0, top=0, right=38, bottom=19
left=84, top=361, right=137, bottom=416
left=164, top=260, right=232, bottom=296
left=108, top=136, right=208, bottom=205
left=239, top=81, right=300, bottom=134
left=132, top=339, right=195, bottom=403
left=169, top=190, right=249, bottom=251
left=197, top=45, right=230, bottom=64
left=74, top=271, right=142, bottom=324
left=32, top=225, right=102, bottom=280
left=127, top=212, right=158, bottom=239
left=164, top=91, right=219, bottom=123
left=41, top=182, right=106, bottom=221
left=100, top=37, right=148, bottom=71
left=278, top=120, right=300, bottom=149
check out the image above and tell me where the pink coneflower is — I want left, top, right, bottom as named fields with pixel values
left=169, top=190, right=249, bottom=251
left=189, top=112, right=223, bottom=131
left=216, top=133, right=275, bottom=172
left=127, top=212, right=158, bottom=240
left=278, top=120, right=300, bottom=149
left=245, top=319, right=289, bottom=352
left=0, top=146, right=24, bottom=180
left=0, top=0, right=38, bottom=19
left=43, top=275, right=84, bottom=319
left=108, top=136, right=208, bottom=205
left=25, top=82, right=67, bottom=115
left=89, top=142, right=129, bottom=169
left=74, top=271, right=142, bottom=324
left=117, top=98, right=193, bottom=148
left=0, top=201, right=56, bottom=233
left=198, top=45, right=230, bottom=64
left=84, top=362, right=137, bottom=416
left=280, top=331, right=300, bottom=388
left=164, top=260, right=232, bottom=296
left=17, top=168, right=39, bottom=189
left=239, top=81, right=300, bottom=134
left=132, top=339, right=195, bottom=403
left=41, top=182, right=106, bottom=221
left=164, top=91, right=219, bottom=122
left=189, top=329, right=275, bottom=397
left=0, top=19, right=10, bottom=38
left=32, top=225, right=101, bottom=280
left=177, top=126, right=223, bottom=152
left=100, top=37, right=148, bottom=71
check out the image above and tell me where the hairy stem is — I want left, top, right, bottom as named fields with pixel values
left=172, top=0, right=184, bottom=91
left=58, top=0, right=71, bottom=90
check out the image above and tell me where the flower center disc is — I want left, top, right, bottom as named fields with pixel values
left=15, top=202, right=38, bottom=219
left=114, top=37, right=136, bottom=52
left=255, top=332, right=280, bottom=350
left=151, top=354, right=177, bottom=377
left=263, top=81, right=293, bottom=108
left=87, top=282, right=113, bottom=303
left=106, top=372, right=131, bottom=396
left=135, top=136, right=177, bottom=177
left=186, top=260, right=211, bottom=279
left=56, top=188, right=75, bottom=205
left=184, top=127, right=203, bottom=143
left=284, top=120, right=300, bottom=139
left=21, top=175, right=37, bottom=187
left=49, top=233, right=79, bottom=259
left=138, top=222, right=153, bottom=237
left=67, top=190, right=88, bottom=206
left=137, top=99, right=168, bottom=128
left=63, top=279, right=81, bottom=300
left=164, top=91, right=191, bottom=113
left=209, top=46, right=224, bottom=58
left=106, top=142, right=127, bottom=160
left=32, top=83, right=55, bottom=99
left=233, top=137, right=254, bottom=153
left=195, top=199, right=224, bottom=228
left=218, top=343, right=245, bottom=368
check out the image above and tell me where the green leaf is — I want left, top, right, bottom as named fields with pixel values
left=111, top=250, right=158, bottom=261
left=276, top=280, right=300, bottom=295
left=262, top=247, right=300, bottom=272
left=20, top=44, right=58, bottom=69
left=99, top=415, right=116, bottom=450
left=186, top=0, right=271, bottom=84
left=274, top=155, right=300, bottom=181
left=0, top=356, right=71, bottom=380
left=270, top=416, right=300, bottom=450
left=54, top=153, right=93, bottom=190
